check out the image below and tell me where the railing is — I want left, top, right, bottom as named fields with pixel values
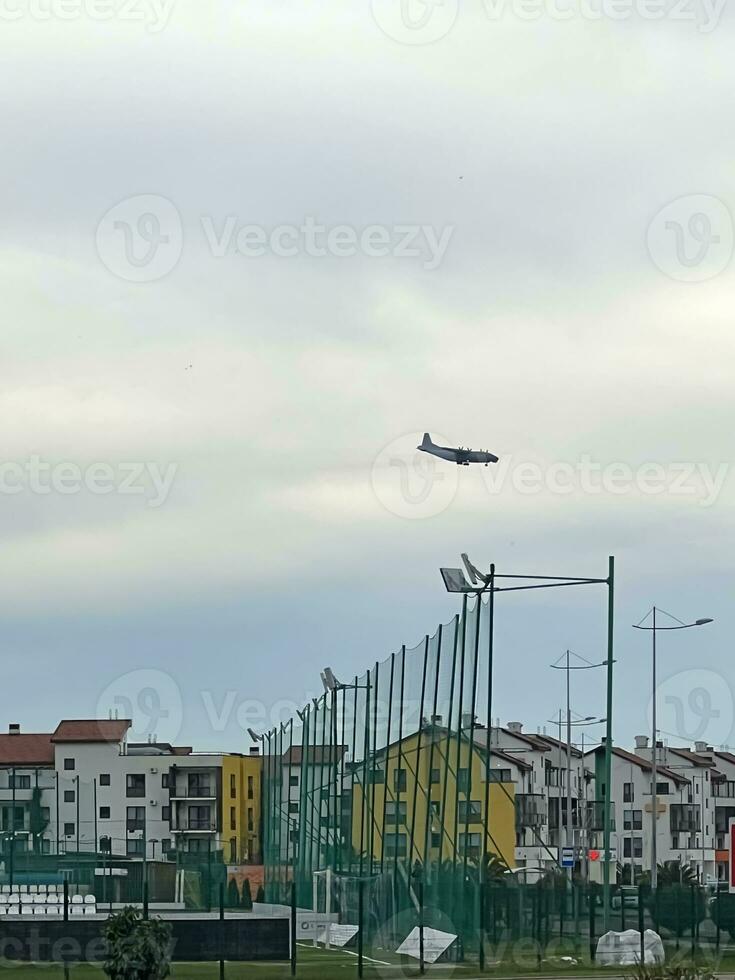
left=713, top=781, right=735, bottom=798
left=516, top=794, right=547, bottom=829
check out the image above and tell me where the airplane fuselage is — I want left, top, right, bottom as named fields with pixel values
left=417, top=434, right=499, bottom=466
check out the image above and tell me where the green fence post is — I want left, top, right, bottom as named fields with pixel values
left=589, top=886, right=596, bottom=963
left=143, top=880, right=149, bottom=920
left=716, top=883, right=721, bottom=951
left=690, top=884, right=695, bottom=957
left=358, top=879, right=364, bottom=979
left=419, top=878, right=425, bottom=976
left=219, top=881, right=225, bottom=980
left=63, top=879, right=69, bottom=922
left=479, top=880, right=485, bottom=972
left=638, top=884, right=645, bottom=965
left=291, top=881, right=297, bottom=977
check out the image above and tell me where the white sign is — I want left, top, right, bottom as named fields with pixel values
left=397, top=927, right=457, bottom=964
left=317, top=924, right=359, bottom=947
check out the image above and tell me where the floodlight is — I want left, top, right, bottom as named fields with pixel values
left=440, top=567, right=474, bottom=593
left=323, top=667, right=340, bottom=691
left=320, top=671, right=329, bottom=693
left=696, top=618, right=714, bottom=626
left=461, top=553, right=478, bottom=585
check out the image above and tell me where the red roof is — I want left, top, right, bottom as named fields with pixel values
left=0, top=733, right=54, bottom=766
left=51, top=720, right=131, bottom=744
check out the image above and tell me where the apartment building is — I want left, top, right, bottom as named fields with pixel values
left=0, top=720, right=261, bottom=866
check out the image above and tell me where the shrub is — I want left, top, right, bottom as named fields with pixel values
left=103, top=906, right=173, bottom=980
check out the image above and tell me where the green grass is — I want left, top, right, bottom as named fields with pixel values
left=3, top=944, right=735, bottom=980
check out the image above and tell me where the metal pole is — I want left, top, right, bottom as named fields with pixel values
left=219, top=880, right=225, bottom=980
left=651, top=606, right=658, bottom=892
left=602, top=556, right=615, bottom=930
left=358, top=878, right=364, bottom=979
left=566, top=652, right=573, bottom=881
left=291, top=881, right=297, bottom=976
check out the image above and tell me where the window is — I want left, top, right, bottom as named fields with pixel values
left=64, top=790, right=75, bottom=803
left=384, top=833, right=407, bottom=856
left=99, top=806, right=111, bottom=820
left=127, top=838, right=144, bottom=857
left=188, top=838, right=210, bottom=854
left=99, top=773, right=111, bottom=787
left=623, top=810, right=643, bottom=831
left=634, top=838, right=643, bottom=859
left=230, top=806, right=237, bottom=830
left=162, top=806, right=170, bottom=821
left=162, top=838, right=171, bottom=853
left=248, top=776, right=254, bottom=799
left=127, top=806, right=145, bottom=832
left=161, top=773, right=169, bottom=789
left=369, top=767, right=385, bottom=784
left=289, top=802, right=299, bottom=814
left=458, top=832, right=482, bottom=855
left=457, top=768, right=470, bottom=793
left=187, top=773, right=212, bottom=797
left=64, top=822, right=75, bottom=836
left=458, top=800, right=482, bottom=824
left=386, top=801, right=407, bottom=824
left=394, top=768, right=407, bottom=792
left=230, top=838, right=237, bottom=862
left=289, top=775, right=299, bottom=787
left=431, top=832, right=442, bottom=849
left=188, top=805, right=211, bottom=830
left=230, top=774, right=237, bottom=799
left=623, top=782, right=633, bottom=803
left=126, top=774, right=145, bottom=798
left=64, top=758, right=75, bottom=771
left=653, top=781, right=670, bottom=795
left=430, top=768, right=441, bottom=784
left=489, top=769, right=511, bottom=783
left=9, top=774, right=31, bottom=790
left=99, top=836, right=111, bottom=853
left=247, top=807, right=254, bottom=832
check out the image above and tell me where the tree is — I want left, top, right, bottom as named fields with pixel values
left=103, top=907, right=173, bottom=980
left=650, top=884, right=705, bottom=942
left=240, top=881, right=253, bottom=910
left=255, top=885, right=265, bottom=903
left=709, top=892, right=735, bottom=937
left=29, top=786, right=48, bottom=845
left=226, top=878, right=240, bottom=908
left=641, top=861, right=698, bottom=887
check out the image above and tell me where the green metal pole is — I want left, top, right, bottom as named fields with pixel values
left=602, top=555, right=615, bottom=931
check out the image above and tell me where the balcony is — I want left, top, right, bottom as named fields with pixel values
left=516, top=794, right=547, bottom=830
left=171, top=821, right=217, bottom=833
left=713, top=781, right=735, bottom=799
left=170, top=786, right=215, bottom=800
left=670, top=804, right=701, bottom=834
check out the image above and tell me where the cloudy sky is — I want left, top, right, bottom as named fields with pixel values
left=1, top=0, right=732, bottom=754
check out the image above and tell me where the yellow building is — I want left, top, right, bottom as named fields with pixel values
left=221, top=751, right=262, bottom=864
left=349, top=727, right=516, bottom=871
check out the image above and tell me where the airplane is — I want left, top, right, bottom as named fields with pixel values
left=417, top=433, right=499, bottom=467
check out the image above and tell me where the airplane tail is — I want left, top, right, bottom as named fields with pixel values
left=420, top=432, right=432, bottom=448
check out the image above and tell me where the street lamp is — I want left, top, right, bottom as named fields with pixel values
left=633, top=607, right=713, bottom=891
left=550, top=651, right=609, bottom=879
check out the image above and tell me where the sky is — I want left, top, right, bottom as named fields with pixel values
left=0, top=0, right=732, bottom=755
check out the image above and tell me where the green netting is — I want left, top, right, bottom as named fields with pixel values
left=262, top=594, right=506, bottom=955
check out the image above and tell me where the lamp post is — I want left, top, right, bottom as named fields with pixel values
left=546, top=710, right=606, bottom=877
left=441, top=554, right=615, bottom=926
left=632, top=608, right=713, bottom=891
left=550, top=651, right=609, bottom=878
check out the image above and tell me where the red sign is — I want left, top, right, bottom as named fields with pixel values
left=589, top=850, right=600, bottom=862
